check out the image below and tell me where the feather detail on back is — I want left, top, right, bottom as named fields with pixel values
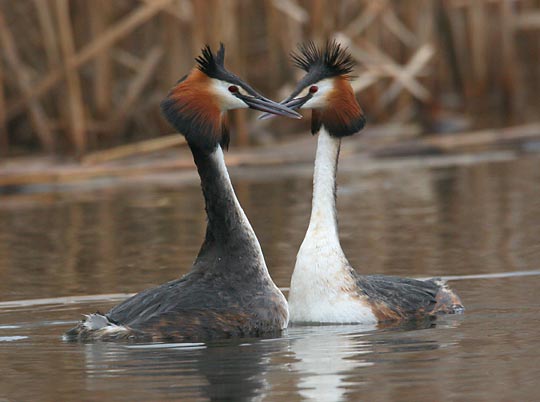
left=356, top=275, right=464, bottom=321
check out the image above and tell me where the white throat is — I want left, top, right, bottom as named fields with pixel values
left=288, top=128, right=376, bottom=324
left=305, top=127, right=342, bottom=249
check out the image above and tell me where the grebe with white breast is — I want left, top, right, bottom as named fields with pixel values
left=272, top=41, right=464, bottom=324
left=64, top=44, right=300, bottom=341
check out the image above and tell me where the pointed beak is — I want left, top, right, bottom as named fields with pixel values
left=258, top=93, right=312, bottom=120
left=238, top=94, right=302, bottom=119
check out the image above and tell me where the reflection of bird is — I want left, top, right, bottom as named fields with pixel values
left=288, top=325, right=375, bottom=402
left=81, top=340, right=272, bottom=401
left=64, top=44, right=299, bottom=342
left=277, top=41, right=464, bottom=324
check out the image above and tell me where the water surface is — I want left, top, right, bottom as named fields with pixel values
left=1, top=153, right=540, bottom=401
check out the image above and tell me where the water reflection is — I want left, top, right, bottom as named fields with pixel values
left=81, top=338, right=279, bottom=401
left=287, top=325, right=375, bottom=401
left=74, top=318, right=459, bottom=402
left=286, top=318, right=452, bottom=402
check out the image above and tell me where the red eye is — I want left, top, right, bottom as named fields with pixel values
left=228, top=85, right=238, bottom=93
left=309, top=85, right=318, bottom=93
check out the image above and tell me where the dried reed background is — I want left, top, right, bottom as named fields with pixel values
left=1, top=0, right=539, bottom=157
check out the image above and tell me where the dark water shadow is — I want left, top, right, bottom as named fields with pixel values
left=80, top=336, right=286, bottom=401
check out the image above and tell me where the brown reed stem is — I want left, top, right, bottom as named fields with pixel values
left=55, top=0, right=87, bottom=156
left=6, top=0, right=172, bottom=121
left=0, top=10, right=55, bottom=152
left=89, top=0, right=113, bottom=118
left=0, top=56, right=7, bottom=155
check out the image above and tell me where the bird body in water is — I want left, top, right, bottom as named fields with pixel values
left=64, top=44, right=299, bottom=342
left=271, top=41, right=464, bottom=324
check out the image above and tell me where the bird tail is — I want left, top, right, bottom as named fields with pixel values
left=430, top=278, right=465, bottom=314
left=63, top=313, right=134, bottom=342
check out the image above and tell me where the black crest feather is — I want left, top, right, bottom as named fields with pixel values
left=193, top=43, right=250, bottom=87
left=291, top=40, right=355, bottom=77
left=196, top=43, right=226, bottom=79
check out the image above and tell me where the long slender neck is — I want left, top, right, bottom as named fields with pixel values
left=304, top=127, right=343, bottom=248
left=191, top=144, right=269, bottom=277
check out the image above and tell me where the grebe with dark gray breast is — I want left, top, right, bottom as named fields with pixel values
left=64, top=44, right=299, bottom=341
left=267, top=41, right=464, bottom=324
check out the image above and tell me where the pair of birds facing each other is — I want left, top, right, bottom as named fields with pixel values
left=65, top=41, right=463, bottom=342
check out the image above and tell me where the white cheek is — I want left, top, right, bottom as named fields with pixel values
left=211, top=80, right=248, bottom=110
left=303, top=94, right=328, bottom=109
left=222, top=93, right=248, bottom=110
left=301, top=79, right=334, bottom=109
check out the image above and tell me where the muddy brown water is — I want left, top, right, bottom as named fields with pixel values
left=1, top=152, right=540, bottom=401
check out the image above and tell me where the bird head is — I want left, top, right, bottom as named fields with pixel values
left=161, top=43, right=300, bottom=152
left=264, top=40, right=366, bottom=138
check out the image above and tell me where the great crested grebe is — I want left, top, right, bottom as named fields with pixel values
left=275, top=41, right=464, bottom=324
left=64, top=44, right=299, bottom=341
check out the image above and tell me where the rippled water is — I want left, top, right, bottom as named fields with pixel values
left=1, top=153, right=540, bottom=401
